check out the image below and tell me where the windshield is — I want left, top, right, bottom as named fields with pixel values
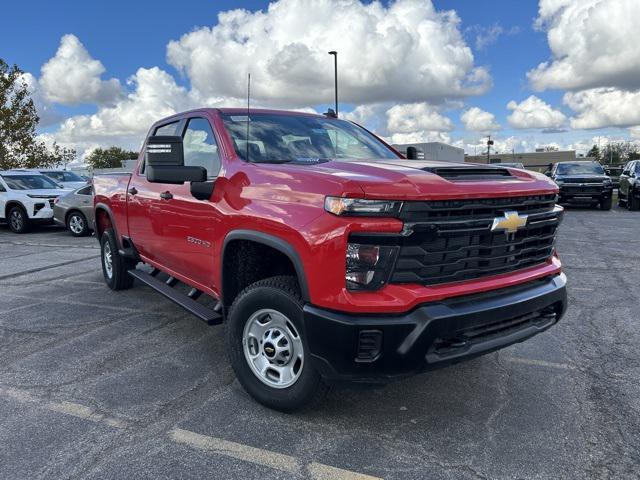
left=2, top=174, right=62, bottom=190
left=221, top=113, right=398, bottom=163
left=557, top=163, right=605, bottom=175
left=43, top=171, right=84, bottom=182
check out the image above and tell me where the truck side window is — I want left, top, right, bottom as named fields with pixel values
left=0, top=182, right=5, bottom=192
left=183, top=118, right=221, bottom=178
left=154, top=122, right=179, bottom=136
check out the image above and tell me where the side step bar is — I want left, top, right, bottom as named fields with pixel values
left=128, top=269, right=222, bottom=325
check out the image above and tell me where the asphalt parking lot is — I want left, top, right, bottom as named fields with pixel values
left=0, top=206, right=638, bottom=480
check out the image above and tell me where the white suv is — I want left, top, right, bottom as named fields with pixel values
left=0, top=171, right=70, bottom=233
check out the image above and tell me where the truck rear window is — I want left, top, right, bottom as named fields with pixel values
left=221, top=113, right=398, bottom=163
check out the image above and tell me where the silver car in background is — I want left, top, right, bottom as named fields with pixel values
left=53, top=184, right=94, bottom=236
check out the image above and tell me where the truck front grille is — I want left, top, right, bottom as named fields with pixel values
left=390, top=195, right=561, bottom=285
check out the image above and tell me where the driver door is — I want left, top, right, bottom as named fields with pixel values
left=149, top=116, right=223, bottom=290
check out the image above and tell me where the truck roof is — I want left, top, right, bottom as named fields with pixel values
left=152, top=107, right=331, bottom=127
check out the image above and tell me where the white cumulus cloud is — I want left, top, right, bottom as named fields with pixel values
left=460, top=107, right=500, bottom=133
left=528, top=0, right=640, bottom=91
left=166, top=0, right=491, bottom=107
left=40, top=34, right=122, bottom=105
left=51, top=67, right=196, bottom=148
left=507, top=95, right=566, bottom=130
left=564, top=87, right=640, bottom=129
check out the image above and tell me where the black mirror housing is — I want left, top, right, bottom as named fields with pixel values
left=145, top=135, right=207, bottom=184
left=146, top=136, right=184, bottom=167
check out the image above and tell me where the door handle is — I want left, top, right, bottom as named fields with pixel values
left=128, top=187, right=138, bottom=195
left=160, top=191, right=173, bottom=200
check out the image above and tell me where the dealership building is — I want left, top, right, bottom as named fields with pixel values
left=465, top=150, right=585, bottom=172
left=392, top=142, right=465, bottom=163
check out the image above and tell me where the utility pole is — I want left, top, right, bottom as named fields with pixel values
left=328, top=51, right=338, bottom=116
left=486, top=135, right=494, bottom=163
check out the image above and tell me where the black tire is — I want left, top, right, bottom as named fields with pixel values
left=225, top=275, right=328, bottom=412
left=67, top=211, right=90, bottom=237
left=600, top=197, right=612, bottom=210
left=7, top=205, right=30, bottom=233
left=100, top=229, right=135, bottom=290
left=630, top=189, right=640, bottom=211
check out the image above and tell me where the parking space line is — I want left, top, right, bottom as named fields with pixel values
left=0, top=386, right=128, bottom=429
left=0, top=255, right=98, bottom=281
left=0, top=386, right=379, bottom=479
left=504, top=356, right=576, bottom=371
left=169, top=428, right=382, bottom=480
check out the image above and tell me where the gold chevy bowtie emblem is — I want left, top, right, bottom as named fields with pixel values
left=491, top=211, right=528, bottom=233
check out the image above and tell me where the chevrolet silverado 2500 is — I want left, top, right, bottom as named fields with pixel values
left=93, top=108, right=567, bottom=411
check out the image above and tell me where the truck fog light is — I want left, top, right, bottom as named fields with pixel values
left=346, top=243, right=398, bottom=291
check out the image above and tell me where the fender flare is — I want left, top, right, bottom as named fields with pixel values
left=222, top=229, right=310, bottom=302
left=94, top=203, right=120, bottom=247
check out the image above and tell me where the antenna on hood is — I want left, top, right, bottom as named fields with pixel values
left=246, top=72, right=251, bottom=162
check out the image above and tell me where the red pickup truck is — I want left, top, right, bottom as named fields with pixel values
left=93, top=108, right=567, bottom=411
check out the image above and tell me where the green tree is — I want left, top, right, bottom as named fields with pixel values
left=0, top=58, right=73, bottom=169
left=586, top=145, right=601, bottom=162
left=85, top=146, right=138, bottom=169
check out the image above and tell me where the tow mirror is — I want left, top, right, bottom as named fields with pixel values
left=544, top=171, right=552, bottom=177
left=406, top=146, right=418, bottom=160
left=145, top=136, right=206, bottom=184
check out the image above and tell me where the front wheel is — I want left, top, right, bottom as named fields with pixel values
left=600, top=197, right=612, bottom=210
left=630, top=189, right=640, bottom=211
left=225, top=276, right=328, bottom=412
left=8, top=205, right=29, bottom=233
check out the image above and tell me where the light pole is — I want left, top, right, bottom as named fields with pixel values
left=328, top=51, right=338, bottom=116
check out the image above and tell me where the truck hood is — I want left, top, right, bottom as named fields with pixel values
left=278, top=158, right=558, bottom=200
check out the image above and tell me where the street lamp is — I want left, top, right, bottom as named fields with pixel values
left=328, top=51, right=338, bottom=116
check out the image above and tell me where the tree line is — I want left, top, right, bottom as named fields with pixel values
left=1, top=57, right=137, bottom=171
left=586, top=143, right=640, bottom=166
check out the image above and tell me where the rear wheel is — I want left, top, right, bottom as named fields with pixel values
left=8, top=205, right=29, bottom=233
left=600, top=197, right=612, bottom=210
left=100, top=229, right=135, bottom=290
left=67, top=211, right=90, bottom=237
left=225, top=276, right=328, bottom=412
left=630, top=189, right=640, bottom=211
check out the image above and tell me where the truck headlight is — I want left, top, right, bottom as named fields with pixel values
left=346, top=243, right=398, bottom=290
left=325, top=197, right=403, bottom=217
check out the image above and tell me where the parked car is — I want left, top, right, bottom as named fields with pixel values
left=547, top=161, right=613, bottom=209
left=604, top=165, right=623, bottom=189
left=93, top=108, right=567, bottom=411
left=0, top=171, right=69, bottom=233
left=53, top=184, right=95, bottom=236
left=618, top=160, right=640, bottom=210
left=38, top=169, right=89, bottom=190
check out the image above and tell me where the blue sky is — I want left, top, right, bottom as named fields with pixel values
left=2, top=0, right=637, bottom=158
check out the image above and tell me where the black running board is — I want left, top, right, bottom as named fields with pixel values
left=128, top=269, right=222, bottom=325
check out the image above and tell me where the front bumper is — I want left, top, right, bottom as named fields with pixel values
left=558, top=185, right=611, bottom=203
left=304, top=273, right=567, bottom=382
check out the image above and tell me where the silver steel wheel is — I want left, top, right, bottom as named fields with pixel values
left=103, top=241, right=113, bottom=279
left=10, top=210, right=24, bottom=231
left=242, top=308, right=304, bottom=389
left=69, top=214, right=84, bottom=234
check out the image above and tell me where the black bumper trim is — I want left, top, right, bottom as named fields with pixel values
left=303, top=274, right=567, bottom=382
